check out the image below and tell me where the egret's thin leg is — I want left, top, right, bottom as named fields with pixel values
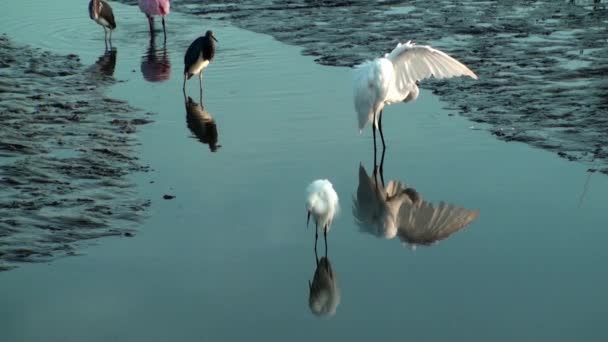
left=323, top=227, right=328, bottom=256
left=162, top=17, right=167, bottom=41
left=379, top=146, right=386, bottom=188
left=372, top=110, right=377, bottom=167
left=314, top=224, right=318, bottom=254
left=379, top=110, right=386, bottom=150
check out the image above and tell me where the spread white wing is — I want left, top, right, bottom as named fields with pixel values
left=386, top=41, right=478, bottom=100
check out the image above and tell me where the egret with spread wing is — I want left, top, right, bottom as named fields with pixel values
left=353, top=41, right=478, bottom=155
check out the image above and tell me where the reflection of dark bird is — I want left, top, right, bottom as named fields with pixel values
left=141, top=37, right=171, bottom=82
left=308, top=249, right=340, bottom=318
left=183, top=30, right=218, bottom=102
left=93, top=48, right=117, bottom=77
left=185, top=96, right=220, bottom=152
left=88, top=0, right=116, bottom=49
left=353, top=150, right=479, bottom=250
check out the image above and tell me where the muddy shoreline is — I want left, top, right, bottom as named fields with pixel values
left=120, top=0, right=608, bottom=171
left=0, top=35, right=151, bottom=271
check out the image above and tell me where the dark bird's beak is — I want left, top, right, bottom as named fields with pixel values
left=307, top=211, right=311, bottom=228
left=212, top=35, right=218, bottom=43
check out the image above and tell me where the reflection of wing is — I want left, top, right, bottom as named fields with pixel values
left=396, top=199, right=479, bottom=246
left=309, top=257, right=340, bottom=318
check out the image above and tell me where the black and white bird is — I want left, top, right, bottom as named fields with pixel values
left=183, top=30, right=218, bottom=101
left=88, top=0, right=116, bottom=49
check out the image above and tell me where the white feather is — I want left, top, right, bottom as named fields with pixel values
left=188, top=58, right=210, bottom=77
left=306, top=179, right=339, bottom=232
left=353, top=40, right=478, bottom=131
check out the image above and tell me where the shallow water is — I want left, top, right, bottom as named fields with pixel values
left=1, top=0, right=608, bottom=341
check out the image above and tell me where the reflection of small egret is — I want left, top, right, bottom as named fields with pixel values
left=353, top=155, right=479, bottom=250
left=306, top=180, right=339, bottom=253
left=353, top=41, right=478, bottom=156
left=308, top=250, right=340, bottom=318
left=141, top=37, right=171, bottom=82
left=184, top=96, right=220, bottom=152
left=88, top=0, right=116, bottom=50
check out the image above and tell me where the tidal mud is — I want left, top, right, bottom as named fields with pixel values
left=0, top=35, right=151, bottom=271
left=121, top=0, right=608, bottom=170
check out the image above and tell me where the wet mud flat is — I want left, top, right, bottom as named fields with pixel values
left=0, top=35, right=151, bottom=271
left=130, top=0, right=608, bottom=171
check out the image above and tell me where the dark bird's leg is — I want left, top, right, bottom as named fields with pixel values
left=182, top=73, right=187, bottom=93
left=147, top=15, right=154, bottom=35
left=103, top=27, right=108, bottom=50
left=109, top=29, right=113, bottom=49
left=378, top=109, right=386, bottom=151
left=162, top=16, right=167, bottom=41
left=199, top=72, right=203, bottom=104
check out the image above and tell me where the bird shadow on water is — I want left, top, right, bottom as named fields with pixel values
left=183, top=93, right=220, bottom=152
left=353, top=148, right=480, bottom=250
left=141, top=36, right=171, bottom=83
left=308, top=245, right=340, bottom=319
left=87, top=47, right=117, bottom=78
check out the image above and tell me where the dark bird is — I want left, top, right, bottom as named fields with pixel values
left=88, top=0, right=116, bottom=49
left=183, top=30, right=218, bottom=102
left=185, top=96, right=220, bottom=152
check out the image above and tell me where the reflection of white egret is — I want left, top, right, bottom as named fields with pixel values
left=353, top=41, right=478, bottom=155
left=306, top=180, right=339, bottom=253
left=353, top=162, right=479, bottom=250
left=308, top=252, right=340, bottom=319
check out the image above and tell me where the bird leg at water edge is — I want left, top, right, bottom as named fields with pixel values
left=378, top=110, right=386, bottom=151
left=314, top=224, right=318, bottom=254
left=372, top=110, right=378, bottom=168
left=147, top=15, right=154, bottom=35
left=379, top=141, right=386, bottom=188
left=199, top=73, right=203, bottom=104
left=109, top=30, right=113, bottom=49
left=103, top=28, right=108, bottom=50
left=162, top=17, right=167, bottom=41
left=323, top=227, right=328, bottom=257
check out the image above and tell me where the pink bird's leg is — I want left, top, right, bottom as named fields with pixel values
left=147, top=15, right=154, bottom=35
left=161, top=16, right=167, bottom=41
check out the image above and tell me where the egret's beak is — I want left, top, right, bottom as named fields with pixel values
left=307, top=211, right=311, bottom=228
left=212, top=35, right=218, bottom=43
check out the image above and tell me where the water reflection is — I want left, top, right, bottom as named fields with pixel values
left=90, top=48, right=117, bottom=77
left=308, top=248, right=340, bottom=319
left=141, top=37, right=171, bottom=82
left=184, top=96, right=220, bottom=152
left=353, top=150, right=479, bottom=250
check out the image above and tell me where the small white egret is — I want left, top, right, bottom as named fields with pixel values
left=306, top=179, right=339, bottom=253
left=353, top=40, right=478, bottom=153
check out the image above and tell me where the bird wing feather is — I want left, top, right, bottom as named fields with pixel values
left=386, top=41, right=477, bottom=100
left=396, top=200, right=479, bottom=245
left=352, top=60, right=385, bottom=131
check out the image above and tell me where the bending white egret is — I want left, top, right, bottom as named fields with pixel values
left=306, top=179, right=339, bottom=253
left=353, top=40, right=478, bottom=155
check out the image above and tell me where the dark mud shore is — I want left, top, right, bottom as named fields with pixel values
left=122, top=0, right=608, bottom=170
left=0, top=35, right=151, bottom=271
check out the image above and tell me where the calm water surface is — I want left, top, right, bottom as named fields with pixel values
left=1, top=1, right=607, bottom=341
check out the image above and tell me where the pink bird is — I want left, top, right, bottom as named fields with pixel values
left=138, top=0, right=170, bottom=39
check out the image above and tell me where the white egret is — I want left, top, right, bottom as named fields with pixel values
left=353, top=40, right=478, bottom=153
left=306, top=179, right=339, bottom=253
